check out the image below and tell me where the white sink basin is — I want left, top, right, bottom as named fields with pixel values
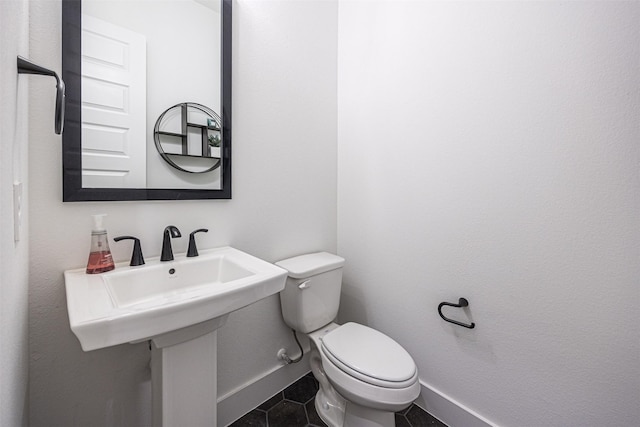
left=65, top=246, right=287, bottom=351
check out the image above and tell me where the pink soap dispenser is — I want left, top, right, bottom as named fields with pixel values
left=86, top=214, right=115, bottom=274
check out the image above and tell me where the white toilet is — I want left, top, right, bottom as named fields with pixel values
left=276, top=252, right=420, bottom=427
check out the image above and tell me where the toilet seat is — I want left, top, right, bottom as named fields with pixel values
left=320, top=322, right=417, bottom=389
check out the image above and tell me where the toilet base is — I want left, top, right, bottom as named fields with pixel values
left=311, top=347, right=346, bottom=427
left=314, top=390, right=399, bottom=427
left=315, top=387, right=345, bottom=427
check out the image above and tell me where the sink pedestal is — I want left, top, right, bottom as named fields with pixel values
left=150, top=316, right=229, bottom=427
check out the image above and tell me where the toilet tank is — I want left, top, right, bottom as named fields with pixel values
left=276, top=252, right=345, bottom=333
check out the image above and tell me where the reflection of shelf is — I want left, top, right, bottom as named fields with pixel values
left=157, top=123, right=220, bottom=138
left=166, top=153, right=220, bottom=160
left=187, top=123, right=221, bottom=131
left=157, top=131, right=183, bottom=138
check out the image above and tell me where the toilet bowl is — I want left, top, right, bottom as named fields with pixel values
left=308, top=322, right=420, bottom=426
left=276, top=253, right=421, bottom=427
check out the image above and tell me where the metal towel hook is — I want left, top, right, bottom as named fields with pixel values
left=17, top=56, right=66, bottom=134
left=438, top=298, right=475, bottom=329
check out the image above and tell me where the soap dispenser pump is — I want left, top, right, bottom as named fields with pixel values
left=86, top=214, right=115, bottom=274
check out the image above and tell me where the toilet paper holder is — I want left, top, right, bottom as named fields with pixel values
left=438, top=298, right=475, bottom=329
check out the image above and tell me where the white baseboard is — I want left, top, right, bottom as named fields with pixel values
left=217, top=352, right=311, bottom=427
left=217, top=362, right=498, bottom=427
left=414, top=381, right=497, bottom=427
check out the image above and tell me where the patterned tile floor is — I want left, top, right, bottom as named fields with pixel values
left=229, top=372, right=448, bottom=427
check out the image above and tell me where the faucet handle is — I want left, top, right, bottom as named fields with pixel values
left=113, top=236, right=145, bottom=266
left=187, top=229, right=208, bottom=257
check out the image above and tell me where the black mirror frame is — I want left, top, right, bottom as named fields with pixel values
left=61, top=0, right=232, bottom=201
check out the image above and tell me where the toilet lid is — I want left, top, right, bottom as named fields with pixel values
left=321, top=323, right=416, bottom=386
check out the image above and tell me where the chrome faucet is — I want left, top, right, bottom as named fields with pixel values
left=160, top=225, right=181, bottom=261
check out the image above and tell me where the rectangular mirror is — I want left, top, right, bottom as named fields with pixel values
left=62, top=0, right=232, bottom=201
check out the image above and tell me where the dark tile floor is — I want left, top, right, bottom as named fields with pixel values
left=229, top=372, right=448, bottom=427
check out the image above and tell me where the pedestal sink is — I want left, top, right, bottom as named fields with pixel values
left=64, top=246, right=288, bottom=427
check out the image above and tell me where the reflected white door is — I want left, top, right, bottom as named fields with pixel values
left=81, top=14, right=146, bottom=188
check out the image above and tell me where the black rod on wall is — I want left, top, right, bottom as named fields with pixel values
left=17, top=56, right=66, bottom=135
left=438, top=298, right=476, bottom=329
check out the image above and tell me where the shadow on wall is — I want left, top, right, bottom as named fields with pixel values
left=337, top=285, right=369, bottom=325
left=442, top=320, right=498, bottom=366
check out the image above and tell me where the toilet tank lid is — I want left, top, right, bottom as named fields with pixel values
left=276, top=252, right=345, bottom=279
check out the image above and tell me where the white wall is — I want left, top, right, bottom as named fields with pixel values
left=28, top=0, right=336, bottom=426
left=337, top=2, right=639, bottom=427
left=0, top=1, right=30, bottom=426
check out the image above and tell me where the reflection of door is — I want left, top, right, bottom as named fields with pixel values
left=81, top=15, right=146, bottom=188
